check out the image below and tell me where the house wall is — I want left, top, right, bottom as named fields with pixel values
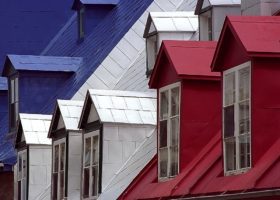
left=102, top=123, right=155, bottom=190
left=252, top=57, right=280, bottom=165
left=0, top=171, right=13, bottom=200
left=241, top=0, right=280, bottom=16
left=67, top=131, right=82, bottom=200
left=0, top=91, right=8, bottom=123
left=157, top=32, right=195, bottom=50
left=28, top=145, right=52, bottom=200
left=179, top=79, right=221, bottom=170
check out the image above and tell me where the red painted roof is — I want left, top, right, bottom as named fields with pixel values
left=149, top=41, right=220, bottom=88
left=212, top=16, right=280, bottom=71
left=120, top=119, right=280, bottom=199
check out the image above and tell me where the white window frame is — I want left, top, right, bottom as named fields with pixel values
left=146, top=34, right=158, bottom=76
left=158, top=82, right=181, bottom=181
left=223, top=61, right=252, bottom=176
left=17, top=149, right=27, bottom=200
left=52, top=138, right=66, bottom=200
left=82, top=130, right=100, bottom=200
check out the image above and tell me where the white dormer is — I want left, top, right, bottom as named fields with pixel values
left=143, top=12, right=198, bottom=76
left=195, top=0, right=241, bottom=41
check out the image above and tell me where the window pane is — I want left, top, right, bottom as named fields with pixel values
left=54, top=145, right=59, bottom=172
left=18, top=154, right=22, bottom=180
left=224, top=72, right=235, bottom=106
left=170, top=117, right=179, bottom=147
left=170, top=146, right=178, bottom=176
left=59, top=171, right=64, bottom=199
left=11, top=104, right=15, bottom=129
left=239, top=67, right=250, bottom=101
left=60, top=143, right=65, bottom=170
left=15, top=77, right=18, bottom=102
left=10, top=79, right=15, bottom=103
left=225, top=138, right=236, bottom=171
left=22, top=178, right=26, bottom=200
left=239, top=135, right=251, bottom=169
left=22, top=153, right=27, bottom=178
left=52, top=173, right=58, bottom=200
left=92, top=136, right=99, bottom=165
left=92, top=166, right=98, bottom=196
left=83, top=168, right=89, bottom=198
left=171, top=87, right=179, bottom=116
left=239, top=100, right=250, bottom=135
left=18, top=181, right=21, bottom=200
left=159, top=120, right=167, bottom=148
left=159, top=147, right=168, bottom=178
left=85, top=138, right=91, bottom=167
left=224, top=105, right=234, bottom=138
left=160, top=91, right=168, bottom=119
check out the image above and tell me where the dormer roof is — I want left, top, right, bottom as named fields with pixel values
left=48, top=100, right=84, bottom=138
left=79, top=89, right=157, bottom=128
left=195, top=0, right=241, bottom=14
left=72, top=0, right=119, bottom=10
left=211, top=16, right=280, bottom=71
left=17, top=114, right=52, bottom=145
left=143, top=12, right=198, bottom=38
left=149, top=40, right=220, bottom=88
left=2, top=55, right=82, bottom=76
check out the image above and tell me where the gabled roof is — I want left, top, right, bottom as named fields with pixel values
left=79, top=89, right=157, bottom=127
left=49, top=100, right=84, bottom=137
left=0, top=77, right=7, bottom=91
left=149, top=40, right=220, bottom=88
left=195, top=0, right=241, bottom=14
left=2, top=54, right=82, bottom=76
left=212, top=16, right=280, bottom=71
left=143, top=12, right=198, bottom=38
left=18, top=114, right=52, bottom=145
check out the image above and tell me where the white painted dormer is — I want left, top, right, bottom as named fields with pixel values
left=195, top=0, right=241, bottom=41
left=143, top=12, right=198, bottom=76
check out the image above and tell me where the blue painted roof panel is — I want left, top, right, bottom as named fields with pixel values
left=0, top=77, right=7, bottom=90
left=7, top=55, right=82, bottom=73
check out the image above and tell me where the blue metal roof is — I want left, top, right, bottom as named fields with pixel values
left=81, top=0, right=119, bottom=4
left=0, top=0, right=153, bottom=165
left=0, top=77, right=7, bottom=91
left=4, top=55, right=82, bottom=74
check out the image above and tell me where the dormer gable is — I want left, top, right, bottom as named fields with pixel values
left=143, top=12, right=198, bottom=76
left=48, top=100, right=83, bottom=138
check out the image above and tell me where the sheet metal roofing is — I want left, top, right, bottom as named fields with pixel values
left=0, top=77, right=7, bottom=91
left=85, top=89, right=157, bottom=125
left=149, top=40, right=220, bottom=88
left=19, top=114, right=52, bottom=145
left=5, top=54, right=82, bottom=73
left=56, top=100, right=84, bottom=131
left=143, top=12, right=198, bottom=38
left=195, top=0, right=241, bottom=14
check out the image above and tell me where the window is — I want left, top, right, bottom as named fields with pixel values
left=158, top=82, right=180, bottom=180
left=17, top=150, right=27, bottom=200
left=146, top=34, right=158, bottom=76
left=52, top=139, right=66, bottom=200
left=78, top=7, right=85, bottom=40
left=83, top=130, right=99, bottom=199
left=9, top=76, right=19, bottom=131
left=199, top=10, right=212, bottom=41
left=223, top=62, right=251, bottom=175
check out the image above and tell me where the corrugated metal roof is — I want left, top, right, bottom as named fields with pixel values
left=5, top=54, right=82, bottom=73
left=19, top=113, right=52, bottom=145
left=0, top=77, right=7, bottom=91
left=57, top=100, right=84, bottom=131
left=86, top=89, right=157, bottom=125
left=144, top=11, right=198, bottom=38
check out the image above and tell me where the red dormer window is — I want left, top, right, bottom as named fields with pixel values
left=223, top=62, right=251, bottom=175
left=159, top=82, right=180, bottom=180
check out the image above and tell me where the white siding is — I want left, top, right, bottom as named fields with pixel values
left=101, top=123, right=155, bottom=190
left=28, top=145, right=52, bottom=200
left=241, top=0, right=280, bottom=16
left=67, top=132, right=82, bottom=200
left=157, top=32, right=195, bottom=48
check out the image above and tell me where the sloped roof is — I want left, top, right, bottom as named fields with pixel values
left=212, top=16, right=280, bottom=71
left=3, top=55, right=82, bottom=75
left=143, top=12, right=198, bottom=38
left=80, top=89, right=157, bottom=126
left=99, top=128, right=156, bottom=200
left=195, top=0, right=241, bottom=14
left=19, top=114, right=52, bottom=145
left=149, top=40, right=220, bottom=88
left=0, top=77, right=7, bottom=91
left=81, top=0, right=119, bottom=5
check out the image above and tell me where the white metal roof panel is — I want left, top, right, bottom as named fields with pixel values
left=209, top=0, right=241, bottom=5
left=86, top=89, right=157, bottom=125
left=57, top=100, right=84, bottom=131
left=19, top=114, right=52, bottom=145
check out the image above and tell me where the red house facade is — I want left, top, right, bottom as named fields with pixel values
left=119, top=16, right=280, bottom=200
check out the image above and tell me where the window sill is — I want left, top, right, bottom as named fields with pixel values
left=224, top=167, right=251, bottom=176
